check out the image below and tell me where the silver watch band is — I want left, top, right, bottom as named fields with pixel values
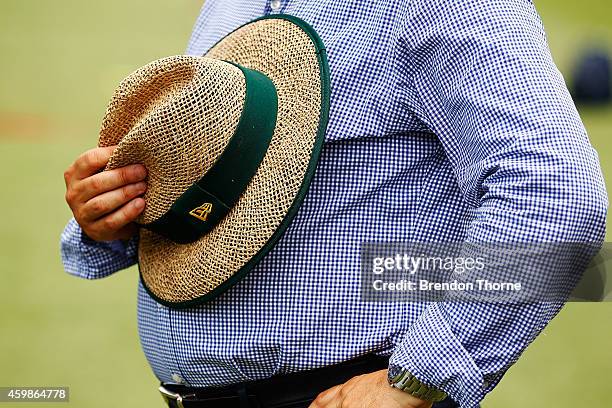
left=388, top=366, right=448, bottom=403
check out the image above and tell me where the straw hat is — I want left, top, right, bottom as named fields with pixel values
left=98, top=15, right=330, bottom=308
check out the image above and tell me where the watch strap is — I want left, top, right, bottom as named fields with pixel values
left=389, top=367, right=448, bottom=403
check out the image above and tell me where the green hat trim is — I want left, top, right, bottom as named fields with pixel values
left=143, top=63, right=278, bottom=244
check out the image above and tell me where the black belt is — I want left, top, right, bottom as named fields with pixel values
left=159, top=354, right=390, bottom=408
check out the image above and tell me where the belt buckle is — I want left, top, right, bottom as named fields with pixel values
left=159, top=385, right=194, bottom=408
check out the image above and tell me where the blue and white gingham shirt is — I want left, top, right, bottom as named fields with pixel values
left=60, top=1, right=608, bottom=407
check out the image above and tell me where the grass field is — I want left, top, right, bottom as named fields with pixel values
left=0, top=1, right=611, bottom=407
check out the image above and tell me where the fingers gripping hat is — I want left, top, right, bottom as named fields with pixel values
left=98, top=15, right=330, bottom=308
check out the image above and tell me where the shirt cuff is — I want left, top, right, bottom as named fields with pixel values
left=60, top=218, right=138, bottom=279
left=389, top=303, right=484, bottom=408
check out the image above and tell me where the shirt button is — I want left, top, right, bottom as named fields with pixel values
left=172, top=373, right=184, bottom=384
left=270, top=0, right=281, bottom=11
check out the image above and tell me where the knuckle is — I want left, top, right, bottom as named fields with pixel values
left=74, top=181, right=86, bottom=196
left=118, top=167, right=132, bottom=185
left=122, top=184, right=135, bottom=201
left=117, top=203, right=138, bottom=227
left=89, top=199, right=106, bottom=215
left=312, top=392, right=326, bottom=404
left=74, top=207, right=87, bottom=223
left=126, top=201, right=141, bottom=218
left=81, top=149, right=96, bottom=167
left=63, top=168, right=72, bottom=183
left=88, top=176, right=102, bottom=192
left=120, top=185, right=134, bottom=202
left=102, top=216, right=118, bottom=231
left=65, top=190, right=75, bottom=205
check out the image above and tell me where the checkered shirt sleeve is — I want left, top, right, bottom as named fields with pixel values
left=388, top=1, right=607, bottom=406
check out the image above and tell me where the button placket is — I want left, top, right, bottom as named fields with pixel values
left=157, top=304, right=188, bottom=386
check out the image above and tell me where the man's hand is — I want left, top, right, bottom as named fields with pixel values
left=310, top=370, right=433, bottom=408
left=64, top=146, right=147, bottom=241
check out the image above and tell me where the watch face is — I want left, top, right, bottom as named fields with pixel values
left=387, top=364, right=404, bottom=384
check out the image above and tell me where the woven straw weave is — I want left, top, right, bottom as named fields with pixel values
left=101, top=57, right=246, bottom=223
left=99, top=18, right=323, bottom=303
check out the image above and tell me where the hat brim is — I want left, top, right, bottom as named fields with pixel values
left=136, top=15, right=330, bottom=308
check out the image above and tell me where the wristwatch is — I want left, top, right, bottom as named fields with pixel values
left=388, top=365, right=448, bottom=403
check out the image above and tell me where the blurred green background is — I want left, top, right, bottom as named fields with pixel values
left=0, top=1, right=611, bottom=407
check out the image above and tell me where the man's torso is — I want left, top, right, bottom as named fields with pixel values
left=137, top=1, right=471, bottom=387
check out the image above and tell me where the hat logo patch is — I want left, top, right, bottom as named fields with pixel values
left=189, top=203, right=213, bottom=222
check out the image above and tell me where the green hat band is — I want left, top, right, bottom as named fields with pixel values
left=143, top=63, right=278, bottom=244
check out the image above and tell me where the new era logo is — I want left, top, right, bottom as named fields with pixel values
left=189, top=203, right=213, bottom=222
